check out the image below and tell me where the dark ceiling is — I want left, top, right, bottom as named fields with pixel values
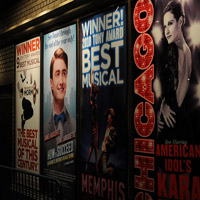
left=1, top=0, right=20, bottom=14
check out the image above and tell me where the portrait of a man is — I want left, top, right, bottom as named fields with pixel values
left=44, top=47, right=75, bottom=141
left=43, top=47, right=76, bottom=172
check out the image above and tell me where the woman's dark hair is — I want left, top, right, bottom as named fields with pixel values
left=163, top=0, right=185, bottom=25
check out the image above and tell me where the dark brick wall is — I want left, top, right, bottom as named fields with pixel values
left=0, top=0, right=71, bottom=33
left=0, top=45, right=14, bottom=74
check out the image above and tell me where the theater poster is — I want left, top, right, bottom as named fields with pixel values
left=43, top=24, right=76, bottom=200
left=15, top=37, right=40, bottom=174
left=80, top=6, right=128, bottom=200
left=133, top=0, right=200, bottom=199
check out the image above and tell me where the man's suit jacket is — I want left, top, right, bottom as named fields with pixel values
left=43, top=107, right=76, bottom=171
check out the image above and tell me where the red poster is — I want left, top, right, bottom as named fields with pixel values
left=133, top=0, right=200, bottom=199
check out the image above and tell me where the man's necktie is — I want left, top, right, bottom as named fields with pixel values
left=54, top=112, right=66, bottom=125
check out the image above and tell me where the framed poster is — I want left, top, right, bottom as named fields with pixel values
left=80, top=5, right=128, bottom=200
left=132, top=0, right=200, bottom=199
left=15, top=37, right=40, bottom=174
left=43, top=24, right=76, bottom=200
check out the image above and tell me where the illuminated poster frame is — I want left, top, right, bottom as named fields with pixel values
left=80, top=5, right=128, bottom=200
left=132, top=0, right=200, bottom=199
left=43, top=24, right=77, bottom=200
left=15, top=36, right=41, bottom=174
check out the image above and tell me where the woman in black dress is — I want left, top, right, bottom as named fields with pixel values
left=157, top=0, right=192, bottom=142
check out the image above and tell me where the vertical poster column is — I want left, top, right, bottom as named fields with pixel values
left=43, top=24, right=76, bottom=200
left=15, top=37, right=40, bottom=174
left=132, top=0, right=155, bottom=199
left=153, top=0, right=200, bottom=199
left=80, top=6, right=128, bottom=200
left=133, top=0, right=200, bottom=199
